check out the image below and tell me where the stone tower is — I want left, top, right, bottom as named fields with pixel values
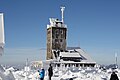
left=46, top=7, right=67, bottom=60
left=46, top=18, right=67, bottom=60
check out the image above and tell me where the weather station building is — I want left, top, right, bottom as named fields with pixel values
left=46, top=7, right=96, bottom=67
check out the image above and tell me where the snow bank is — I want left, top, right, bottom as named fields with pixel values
left=1, top=64, right=120, bottom=80
left=0, top=65, right=15, bottom=80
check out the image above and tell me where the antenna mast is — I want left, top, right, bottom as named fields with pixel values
left=61, top=6, right=65, bottom=23
left=26, top=58, right=28, bottom=67
left=115, top=53, right=117, bottom=66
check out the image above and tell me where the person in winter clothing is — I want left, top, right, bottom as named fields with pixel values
left=40, top=68, right=45, bottom=80
left=48, top=64, right=53, bottom=80
left=110, top=71, right=119, bottom=80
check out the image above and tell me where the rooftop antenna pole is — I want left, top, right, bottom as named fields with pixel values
left=115, top=53, right=117, bottom=67
left=61, top=6, right=65, bottom=23
left=26, top=58, right=28, bottom=67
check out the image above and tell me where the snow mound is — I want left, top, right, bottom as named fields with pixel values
left=0, top=65, right=15, bottom=80
left=0, top=65, right=5, bottom=72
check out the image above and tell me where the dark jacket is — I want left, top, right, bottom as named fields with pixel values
left=48, top=66, right=53, bottom=77
left=110, top=72, right=119, bottom=80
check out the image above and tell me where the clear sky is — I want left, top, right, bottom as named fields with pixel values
left=0, top=0, right=120, bottom=65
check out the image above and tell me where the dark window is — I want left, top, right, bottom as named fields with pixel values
left=57, top=64, right=60, bottom=67
left=60, top=39, right=62, bottom=42
left=52, top=35, right=54, bottom=38
left=60, top=30, right=63, bottom=34
left=55, top=39, right=58, bottom=42
left=69, top=64, right=70, bottom=67
left=80, top=64, right=83, bottom=67
left=56, top=29, right=59, bottom=34
left=56, top=34, right=58, bottom=38
left=65, top=64, right=67, bottom=67
left=76, top=64, right=78, bottom=67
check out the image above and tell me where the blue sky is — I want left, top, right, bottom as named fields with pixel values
left=0, top=0, right=120, bottom=65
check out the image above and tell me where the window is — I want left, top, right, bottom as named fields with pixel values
left=56, top=29, right=59, bottom=34
left=55, top=39, right=58, bottom=42
left=60, top=39, right=62, bottom=42
left=56, top=34, right=58, bottom=38
left=60, top=30, right=63, bottom=34
left=76, top=64, right=78, bottom=67
left=52, top=35, right=54, bottom=38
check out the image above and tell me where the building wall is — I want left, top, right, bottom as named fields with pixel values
left=47, top=27, right=52, bottom=59
left=47, top=27, right=67, bottom=60
left=52, top=27, right=67, bottom=50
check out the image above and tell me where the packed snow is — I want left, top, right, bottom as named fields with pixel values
left=0, top=64, right=120, bottom=80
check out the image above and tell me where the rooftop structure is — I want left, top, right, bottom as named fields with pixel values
left=52, top=47, right=96, bottom=67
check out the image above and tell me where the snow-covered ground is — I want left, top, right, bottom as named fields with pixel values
left=0, top=65, right=120, bottom=80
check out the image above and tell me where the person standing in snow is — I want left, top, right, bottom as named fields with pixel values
left=110, top=71, right=119, bottom=80
left=40, top=68, right=45, bottom=80
left=48, top=64, right=53, bottom=80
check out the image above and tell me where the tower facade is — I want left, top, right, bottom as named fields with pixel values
left=47, top=18, right=67, bottom=59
